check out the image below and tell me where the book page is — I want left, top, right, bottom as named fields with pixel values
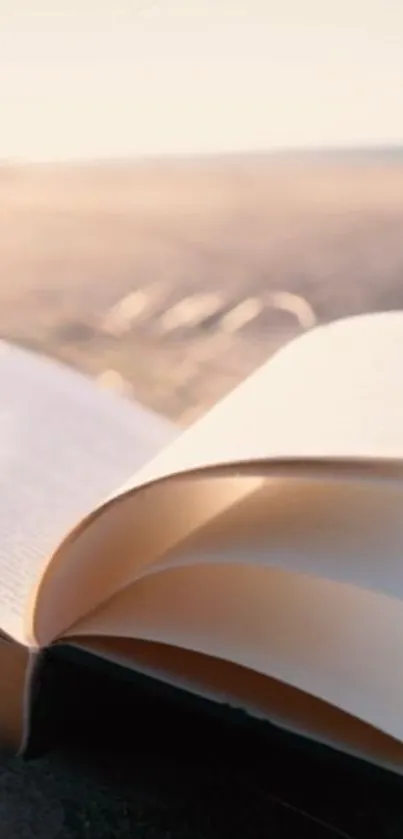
left=27, top=311, right=403, bottom=643
left=64, top=466, right=403, bottom=761
left=114, top=311, right=403, bottom=494
left=73, top=637, right=403, bottom=773
left=31, top=459, right=403, bottom=646
left=0, top=341, right=175, bottom=643
left=150, top=475, right=403, bottom=602
left=30, top=472, right=264, bottom=645
left=0, top=635, right=32, bottom=753
left=66, top=562, right=403, bottom=745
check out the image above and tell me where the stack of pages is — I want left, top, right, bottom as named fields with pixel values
left=1, top=311, right=403, bottom=774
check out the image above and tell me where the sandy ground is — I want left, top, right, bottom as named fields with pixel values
left=1, top=156, right=403, bottom=423
left=1, top=154, right=403, bottom=837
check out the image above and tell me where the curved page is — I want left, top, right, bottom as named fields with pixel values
left=74, top=637, right=403, bottom=773
left=115, top=311, right=403, bottom=492
left=0, top=341, right=175, bottom=643
left=151, top=476, right=403, bottom=602
left=31, top=462, right=403, bottom=645
left=29, top=311, right=403, bottom=643
left=66, top=562, right=403, bottom=744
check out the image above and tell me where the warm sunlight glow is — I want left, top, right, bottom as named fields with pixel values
left=0, top=0, right=402, bottom=161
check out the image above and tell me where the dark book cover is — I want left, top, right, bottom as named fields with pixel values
left=24, top=643, right=403, bottom=838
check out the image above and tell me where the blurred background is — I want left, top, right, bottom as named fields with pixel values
left=1, top=0, right=403, bottom=429
left=2, top=4, right=403, bottom=838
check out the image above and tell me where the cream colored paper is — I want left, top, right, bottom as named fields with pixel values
left=73, top=637, right=403, bottom=773
left=3, top=313, right=403, bottom=767
left=0, top=341, right=175, bottom=642
left=117, top=311, right=403, bottom=494
left=150, top=476, right=403, bottom=601
left=68, top=562, right=403, bottom=744
left=30, top=313, right=403, bottom=642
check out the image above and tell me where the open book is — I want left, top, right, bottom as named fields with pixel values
left=3, top=311, right=403, bottom=774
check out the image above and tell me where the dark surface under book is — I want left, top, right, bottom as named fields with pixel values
left=16, top=644, right=403, bottom=838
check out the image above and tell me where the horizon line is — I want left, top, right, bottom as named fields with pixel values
left=1, top=142, right=403, bottom=168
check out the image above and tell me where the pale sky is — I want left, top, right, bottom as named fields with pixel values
left=0, top=0, right=402, bottom=161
